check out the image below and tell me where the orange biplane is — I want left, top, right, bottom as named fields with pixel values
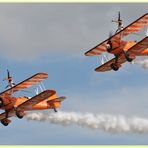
left=0, top=71, right=66, bottom=126
left=85, top=12, right=148, bottom=72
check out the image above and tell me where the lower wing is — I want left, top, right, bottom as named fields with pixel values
left=17, top=90, right=56, bottom=111
left=127, top=37, right=148, bottom=55
left=0, top=110, right=15, bottom=121
left=95, top=54, right=126, bottom=72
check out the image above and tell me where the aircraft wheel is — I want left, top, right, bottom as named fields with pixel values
left=0, top=98, right=4, bottom=108
left=110, top=63, right=119, bottom=71
left=125, top=53, right=134, bottom=62
left=16, top=110, right=24, bottom=119
left=1, top=118, right=11, bottom=126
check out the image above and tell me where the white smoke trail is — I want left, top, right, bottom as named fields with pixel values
left=25, top=111, right=148, bottom=134
left=132, top=59, right=148, bottom=69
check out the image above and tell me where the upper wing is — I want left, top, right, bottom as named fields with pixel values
left=85, top=35, right=121, bottom=56
left=85, top=13, right=148, bottom=57
left=95, top=55, right=126, bottom=72
left=0, top=73, right=48, bottom=98
left=122, top=13, right=148, bottom=37
left=127, top=36, right=148, bottom=55
left=17, top=90, right=56, bottom=110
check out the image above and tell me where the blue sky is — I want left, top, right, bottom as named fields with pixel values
left=0, top=3, right=148, bottom=145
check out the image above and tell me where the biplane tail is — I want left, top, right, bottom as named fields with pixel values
left=47, top=96, right=66, bottom=112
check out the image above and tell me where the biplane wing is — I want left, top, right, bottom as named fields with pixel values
left=127, top=36, right=148, bottom=55
left=0, top=73, right=48, bottom=98
left=122, top=13, right=148, bottom=37
left=0, top=110, right=15, bottom=121
left=47, top=96, right=66, bottom=103
left=85, top=13, right=148, bottom=57
left=0, top=90, right=56, bottom=121
left=17, top=90, right=56, bottom=110
left=95, top=54, right=127, bottom=72
left=53, top=96, right=66, bottom=102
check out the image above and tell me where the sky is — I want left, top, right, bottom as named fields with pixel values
left=0, top=3, right=148, bottom=145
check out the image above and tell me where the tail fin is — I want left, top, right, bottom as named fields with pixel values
left=52, top=96, right=66, bottom=102
left=47, top=96, right=66, bottom=112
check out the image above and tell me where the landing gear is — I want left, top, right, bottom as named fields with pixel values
left=110, top=63, right=119, bottom=71
left=53, top=108, right=57, bottom=112
left=124, top=52, right=134, bottom=62
left=1, top=118, right=11, bottom=126
left=15, top=110, right=24, bottom=119
left=110, top=55, right=120, bottom=71
left=123, top=50, right=136, bottom=62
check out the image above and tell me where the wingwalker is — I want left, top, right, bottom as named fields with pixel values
left=85, top=12, right=148, bottom=72
left=0, top=71, right=66, bottom=126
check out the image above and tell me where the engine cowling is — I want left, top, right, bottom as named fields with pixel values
left=106, top=41, right=113, bottom=53
left=0, top=97, right=13, bottom=108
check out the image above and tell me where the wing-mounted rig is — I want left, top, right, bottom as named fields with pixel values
left=3, top=70, right=15, bottom=89
left=112, top=11, right=124, bottom=33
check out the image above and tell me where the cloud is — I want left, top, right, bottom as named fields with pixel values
left=0, top=4, right=147, bottom=62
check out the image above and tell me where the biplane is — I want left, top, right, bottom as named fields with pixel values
left=0, top=70, right=66, bottom=126
left=85, top=12, right=148, bottom=72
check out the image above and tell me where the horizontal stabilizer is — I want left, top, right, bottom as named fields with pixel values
left=48, top=96, right=66, bottom=102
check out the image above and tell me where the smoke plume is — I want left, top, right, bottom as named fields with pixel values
left=25, top=111, right=148, bottom=134
left=132, top=59, right=148, bottom=69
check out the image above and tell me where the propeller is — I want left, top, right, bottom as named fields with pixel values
left=3, top=69, right=15, bottom=88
